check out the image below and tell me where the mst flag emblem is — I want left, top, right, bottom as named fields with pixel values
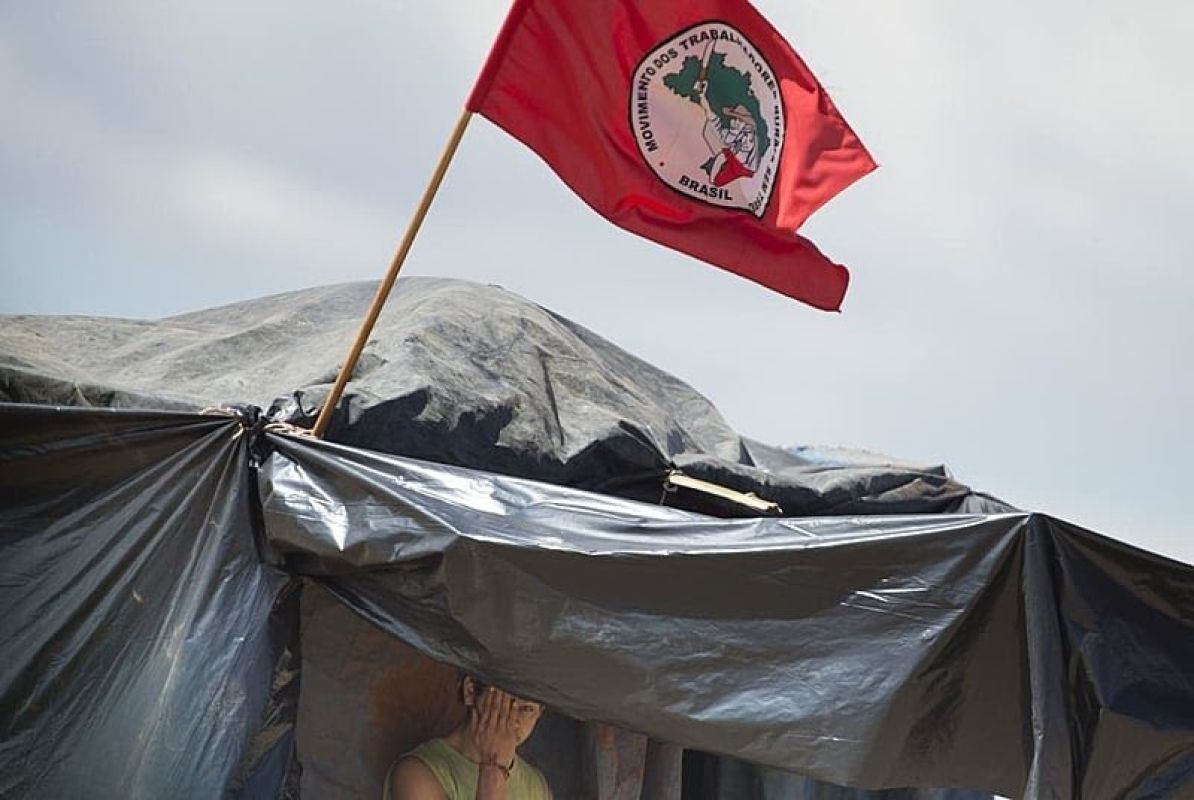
left=631, top=22, right=784, bottom=218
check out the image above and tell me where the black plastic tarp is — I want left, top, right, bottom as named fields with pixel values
left=3, top=405, right=1193, bottom=798
left=258, top=430, right=1194, bottom=798
left=3, top=278, right=1192, bottom=798
left=0, top=406, right=300, bottom=799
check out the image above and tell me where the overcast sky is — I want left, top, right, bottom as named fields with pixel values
left=2, top=1, right=1191, bottom=564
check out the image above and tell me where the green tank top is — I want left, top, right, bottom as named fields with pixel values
left=385, top=738, right=550, bottom=800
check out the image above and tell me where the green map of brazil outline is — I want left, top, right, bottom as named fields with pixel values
left=662, top=52, right=772, bottom=163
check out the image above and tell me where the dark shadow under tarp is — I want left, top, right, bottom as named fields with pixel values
left=3, top=405, right=1192, bottom=798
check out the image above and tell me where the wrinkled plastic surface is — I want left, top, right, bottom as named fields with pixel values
left=3, top=281, right=1189, bottom=798
left=0, top=278, right=1012, bottom=518
left=0, top=405, right=300, bottom=799
left=260, top=433, right=1194, bottom=799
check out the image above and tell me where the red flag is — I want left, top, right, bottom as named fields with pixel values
left=467, top=0, right=876, bottom=311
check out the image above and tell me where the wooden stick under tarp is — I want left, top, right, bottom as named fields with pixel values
left=310, top=108, right=473, bottom=438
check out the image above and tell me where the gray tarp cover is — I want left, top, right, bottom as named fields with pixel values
left=0, top=278, right=1010, bottom=517
left=2, top=280, right=1193, bottom=798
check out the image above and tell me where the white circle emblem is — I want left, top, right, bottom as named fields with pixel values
left=630, top=22, right=785, bottom=218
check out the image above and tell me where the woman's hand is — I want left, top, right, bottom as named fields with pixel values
left=470, top=687, right=520, bottom=772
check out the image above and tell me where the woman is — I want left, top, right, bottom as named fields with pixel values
left=386, top=677, right=551, bottom=800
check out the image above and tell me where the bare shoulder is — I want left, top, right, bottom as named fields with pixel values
left=526, top=760, right=552, bottom=800
left=388, top=755, right=446, bottom=800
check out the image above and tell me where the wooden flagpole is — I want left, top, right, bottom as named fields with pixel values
left=311, top=108, right=473, bottom=438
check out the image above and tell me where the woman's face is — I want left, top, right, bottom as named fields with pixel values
left=509, top=697, right=544, bottom=744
